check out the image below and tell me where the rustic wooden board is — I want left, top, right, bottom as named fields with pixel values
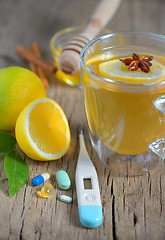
left=0, top=0, right=165, bottom=239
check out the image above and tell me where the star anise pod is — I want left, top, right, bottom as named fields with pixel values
left=120, top=53, right=153, bottom=73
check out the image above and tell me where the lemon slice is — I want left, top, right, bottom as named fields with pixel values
left=98, top=59, right=165, bottom=83
left=15, top=98, right=71, bottom=161
left=86, top=52, right=115, bottom=65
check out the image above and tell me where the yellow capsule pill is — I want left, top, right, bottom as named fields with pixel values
left=37, top=183, right=53, bottom=198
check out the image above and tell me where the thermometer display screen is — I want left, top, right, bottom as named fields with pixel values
left=83, top=178, right=92, bottom=189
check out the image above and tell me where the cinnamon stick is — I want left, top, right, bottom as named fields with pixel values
left=28, top=61, right=37, bottom=73
left=28, top=46, right=38, bottom=74
left=16, top=46, right=56, bottom=74
left=31, top=43, right=48, bottom=89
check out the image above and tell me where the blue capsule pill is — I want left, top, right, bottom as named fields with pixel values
left=32, top=173, right=50, bottom=186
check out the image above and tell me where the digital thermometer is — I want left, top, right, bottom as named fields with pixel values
left=75, top=132, right=103, bottom=228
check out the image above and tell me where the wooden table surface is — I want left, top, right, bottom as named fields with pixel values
left=1, top=0, right=165, bottom=239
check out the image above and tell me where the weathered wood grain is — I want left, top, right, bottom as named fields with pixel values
left=0, top=0, right=165, bottom=239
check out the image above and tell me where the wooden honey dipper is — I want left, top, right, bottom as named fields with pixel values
left=58, top=0, right=121, bottom=75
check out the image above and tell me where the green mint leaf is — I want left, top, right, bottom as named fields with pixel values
left=0, top=132, right=16, bottom=154
left=4, top=149, right=29, bottom=197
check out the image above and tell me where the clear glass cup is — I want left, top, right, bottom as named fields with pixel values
left=50, top=26, right=110, bottom=88
left=80, top=31, right=165, bottom=176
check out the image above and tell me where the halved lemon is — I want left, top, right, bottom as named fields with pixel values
left=15, top=98, right=71, bottom=161
left=98, top=59, right=165, bottom=83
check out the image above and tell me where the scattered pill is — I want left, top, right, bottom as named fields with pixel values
left=37, top=183, right=53, bottom=198
left=60, top=195, right=72, bottom=203
left=32, top=173, right=50, bottom=186
left=56, top=170, right=71, bottom=190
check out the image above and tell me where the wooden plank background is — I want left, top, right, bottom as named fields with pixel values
left=0, top=0, right=165, bottom=239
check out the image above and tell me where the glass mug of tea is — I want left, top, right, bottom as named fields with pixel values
left=80, top=31, right=165, bottom=176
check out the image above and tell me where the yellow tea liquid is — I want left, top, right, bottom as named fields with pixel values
left=84, top=47, right=165, bottom=155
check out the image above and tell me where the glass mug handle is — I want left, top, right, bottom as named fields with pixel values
left=148, top=95, right=165, bottom=158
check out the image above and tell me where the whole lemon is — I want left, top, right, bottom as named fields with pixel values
left=0, top=66, right=46, bottom=131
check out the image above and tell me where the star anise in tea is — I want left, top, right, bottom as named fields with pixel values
left=120, top=53, right=153, bottom=73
